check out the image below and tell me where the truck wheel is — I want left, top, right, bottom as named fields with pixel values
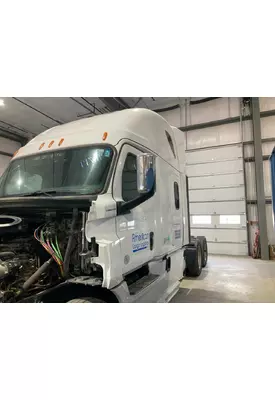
left=67, top=297, right=105, bottom=303
left=185, top=242, right=202, bottom=277
left=196, top=236, right=208, bottom=268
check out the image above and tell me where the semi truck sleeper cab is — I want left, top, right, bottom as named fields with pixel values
left=0, top=108, right=207, bottom=303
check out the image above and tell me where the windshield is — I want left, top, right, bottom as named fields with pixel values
left=0, top=145, right=114, bottom=197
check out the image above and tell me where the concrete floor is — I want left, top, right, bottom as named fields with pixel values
left=172, top=255, right=275, bottom=303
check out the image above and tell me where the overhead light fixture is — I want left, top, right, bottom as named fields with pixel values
left=0, top=99, right=5, bottom=107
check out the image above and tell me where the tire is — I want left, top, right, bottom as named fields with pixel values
left=67, top=297, right=106, bottom=303
left=196, top=236, right=208, bottom=268
left=185, top=242, right=202, bottom=277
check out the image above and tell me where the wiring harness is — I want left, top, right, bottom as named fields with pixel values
left=34, top=224, right=64, bottom=277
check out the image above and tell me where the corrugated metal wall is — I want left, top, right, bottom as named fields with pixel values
left=159, top=97, right=275, bottom=255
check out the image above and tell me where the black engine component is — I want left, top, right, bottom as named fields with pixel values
left=0, top=208, right=101, bottom=302
left=0, top=212, right=66, bottom=301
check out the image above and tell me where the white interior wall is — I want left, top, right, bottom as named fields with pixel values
left=160, top=108, right=181, bottom=128
left=160, top=98, right=242, bottom=129
left=0, top=137, right=21, bottom=176
left=186, top=98, right=240, bottom=126
left=159, top=97, right=275, bottom=253
left=260, top=97, right=275, bottom=112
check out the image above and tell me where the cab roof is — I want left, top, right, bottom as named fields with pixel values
left=13, top=108, right=182, bottom=169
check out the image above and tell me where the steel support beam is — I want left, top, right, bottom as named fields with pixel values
left=251, top=97, right=269, bottom=260
left=247, top=199, right=272, bottom=205
left=99, top=97, right=130, bottom=111
left=244, top=155, right=270, bottom=162
left=179, top=108, right=275, bottom=133
left=0, top=150, right=13, bottom=157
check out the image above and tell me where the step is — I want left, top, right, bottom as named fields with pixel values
left=128, top=273, right=160, bottom=296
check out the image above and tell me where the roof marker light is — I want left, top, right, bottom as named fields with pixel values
left=102, top=132, right=108, bottom=141
left=48, top=140, right=54, bottom=148
left=58, top=138, right=64, bottom=146
left=39, top=142, right=45, bottom=150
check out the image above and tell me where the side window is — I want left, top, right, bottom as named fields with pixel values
left=122, top=153, right=140, bottom=202
left=165, top=131, right=176, bottom=159
left=174, top=182, right=180, bottom=209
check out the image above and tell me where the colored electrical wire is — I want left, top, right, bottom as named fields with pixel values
left=34, top=224, right=64, bottom=276
left=55, top=236, right=63, bottom=260
left=50, top=239, right=60, bottom=259
left=50, top=237, right=63, bottom=261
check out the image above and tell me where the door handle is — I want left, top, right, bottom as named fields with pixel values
left=165, top=256, right=171, bottom=272
left=150, top=232, right=154, bottom=250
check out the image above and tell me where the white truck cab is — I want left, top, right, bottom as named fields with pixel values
left=0, top=108, right=207, bottom=303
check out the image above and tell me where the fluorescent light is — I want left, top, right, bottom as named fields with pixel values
left=0, top=99, right=5, bottom=107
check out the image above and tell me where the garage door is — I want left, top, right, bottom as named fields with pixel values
left=186, top=144, right=248, bottom=256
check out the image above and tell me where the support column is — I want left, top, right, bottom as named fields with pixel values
left=251, top=97, right=269, bottom=260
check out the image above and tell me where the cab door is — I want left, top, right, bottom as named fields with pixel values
left=113, top=144, right=158, bottom=276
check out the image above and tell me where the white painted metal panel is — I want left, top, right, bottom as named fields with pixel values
left=243, top=143, right=254, bottom=158
left=245, top=160, right=271, bottom=200
left=1, top=138, right=21, bottom=154
left=183, top=110, right=248, bottom=256
left=242, top=120, right=253, bottom=142
left=186, top=145, right=242, bottom=164
left=191, top=228, right=247, bottom=243
left=245, top=162, right=256, bottom=200
left=261, top=116, right=275, bottom=139
left=190, top=201, right=246, bottom=215
left=187, top=159, right=243, bottom=177
left=207, top=242, right=248, bottom=255
left=159, top=108, right=181, bottom=127
left=260, top=97, right=275, bottom=112
left=187, top=98, right=240, bottom=126
left=0, top=155, right=11, bottom=176
left=186, top=122, right=242, bottom=150
left=263, top=160, right=271, bottom=198
left=189, top=173, right=244, bottom=189
left=0, top=137, right=20, bottom=177
left=243, top=140, right=273, bottom=158
left=189, top=186, right=245, bottom=202
left=262, top=142, right=274, bottom=155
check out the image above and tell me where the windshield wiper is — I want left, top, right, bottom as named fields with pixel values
left=22, top=190, right=58, bottom=197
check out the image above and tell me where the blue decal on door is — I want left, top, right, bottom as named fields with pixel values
left=132, top=233, right=149, bottom=253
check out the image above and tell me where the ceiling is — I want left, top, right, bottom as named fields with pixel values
left=0, top=97, right=184, bottom=145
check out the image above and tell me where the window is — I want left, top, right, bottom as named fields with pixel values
left=174, top=182, right=180, bottom=209
left=192, top=215, right=211, bottom=225
left=0, top=146, right=114, bottom=197
left=165, top=131, right=176, bottom=158
left=122, top=153, right=140, bottom=202
left=219, top=215, right=241, bottom=224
